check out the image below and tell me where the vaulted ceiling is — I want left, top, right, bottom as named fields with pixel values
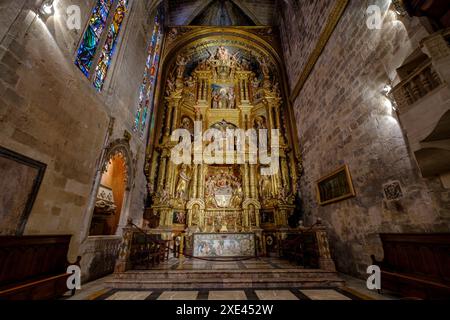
left=167, top=0, right=278, bottom=26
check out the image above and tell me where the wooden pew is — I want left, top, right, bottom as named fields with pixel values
left=371, top=233, right=450, bottom=299
left=0, top=235, right=80, bottom=300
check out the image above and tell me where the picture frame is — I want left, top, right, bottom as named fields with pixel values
left=0, top=146, right=47, bottom=235
left=316, top=164, right=355, bottom=206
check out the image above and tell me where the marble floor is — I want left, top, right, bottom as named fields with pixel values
left=72, top=287, right=358, bottom=301
left=66, top=257, right=396, bottom=301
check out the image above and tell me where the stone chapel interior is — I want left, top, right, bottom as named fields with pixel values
left=0, top=0, right=449, bottom=300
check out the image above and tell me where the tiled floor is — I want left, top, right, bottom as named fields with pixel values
left=86, top=288, right=358, bottom=300
left=66, top=258, right=395, bottom=301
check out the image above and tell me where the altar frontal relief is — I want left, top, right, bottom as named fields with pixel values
left=193, top=233, right=256, bottom=258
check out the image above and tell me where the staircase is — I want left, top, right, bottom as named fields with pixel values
left=106, top=268, right=345, bottom=289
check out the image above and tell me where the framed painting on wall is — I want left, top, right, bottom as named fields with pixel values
left=0, top=146, right=47, bottom=235
left=316, top=165, right=355, bottom=206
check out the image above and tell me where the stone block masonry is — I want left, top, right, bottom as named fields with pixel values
left=282, top=0, right=450, bottom=276
left=0, top=0, right=160, bottom=281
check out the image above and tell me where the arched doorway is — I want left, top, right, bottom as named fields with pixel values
left=89, top=153, right=127, bottom=236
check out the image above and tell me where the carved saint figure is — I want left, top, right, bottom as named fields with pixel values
left=251, top=77, right=261, bottom=99
left=227, top=88, right=236, bottom=109
left=166, top=77, right=176, bottom=96
left=175, top=164, right=191, bottom=199
left=212, top=90, right=220, bottom=109
left=258, top=56, right=271, bottom=78
left=176, top=54, right=188, bottom=78
left=259, top=175, right=272, bottom=199
left=254, top=116, right=267, bottom=130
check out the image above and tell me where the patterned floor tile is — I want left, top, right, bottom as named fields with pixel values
left=300, top=289, right=352, bottom=300
left=208, top=290, right=247, bottom=300
left=255, top=290, right=299, bottom=300
left=106, top=291, right=152, bottom=300
left=158, top=291, right=199, bottom=300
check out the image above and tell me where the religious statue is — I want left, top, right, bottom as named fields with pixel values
left=219, top=88, right=228, bottom=109
left=228, top=88, right=236, bottom=109
left=212, top=90, right=220, bottom=109
left=176, top=54, right=188, bottom=78
left=257, top=56, right=271, bottom=78
left=259, top=175, right=272, bottom=199
left=251, top=77, right=261, bottom=100
left=165, top=77, right=176, bottom=96
left=183, top=76, right=196, bottom=101
left=231, top=182, right=243, bottom=207
left=180, top=116, right=194, bottom=134
left=175, top=164, right=191, bottom=199
left=240, top=58, right=250, bottom=71
left=254, top=116, right=267, bottom=130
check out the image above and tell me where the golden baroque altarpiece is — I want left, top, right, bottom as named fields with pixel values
left=144, top=27, right=304, bottom=256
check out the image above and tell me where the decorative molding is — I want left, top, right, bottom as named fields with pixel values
left=289, top=0, right=349, bottom=103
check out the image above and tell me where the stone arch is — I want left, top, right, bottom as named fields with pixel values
left=242, top=199, right=261, bottom=210
left=186, top=199, right=206, bottom=210
left=102, top=139, right=135, bottom=190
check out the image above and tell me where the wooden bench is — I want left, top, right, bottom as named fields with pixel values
left=371, top=233, right=450, bottom=299
left=0, top=235, right=80, bottom=300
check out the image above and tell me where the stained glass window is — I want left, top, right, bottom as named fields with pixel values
left=75, top=0, right=114, bottom=77
left=93, top=0, right=129, bottom=91
left=133, top=8, right=164, bottom=137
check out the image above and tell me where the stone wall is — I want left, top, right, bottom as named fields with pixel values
left=281, top=0, right=450, bottom=276
left=278, top=0, right=334, bottom=88
left=0, top=0, right=159, bottom=280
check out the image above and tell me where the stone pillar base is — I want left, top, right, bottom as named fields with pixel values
left=319, top=257, right=336, bottom=271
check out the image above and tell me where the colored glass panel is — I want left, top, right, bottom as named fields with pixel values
left=133, top=8, right=164, bottom=137
left=75, top=0, right=114, bottom=77
left=93, top=0, right=129, bottom=91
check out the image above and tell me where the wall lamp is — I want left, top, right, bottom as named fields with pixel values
left=39, top=0, right=55, bottom=17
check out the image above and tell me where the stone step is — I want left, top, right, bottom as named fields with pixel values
left=111, top=269, right=339, bottom=280
left=107, top=277, right=345, bottom=289
left=106, top=269, right=345, bottom=289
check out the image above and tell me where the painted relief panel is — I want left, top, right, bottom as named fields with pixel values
left=193, top=233, right=256, bottom=257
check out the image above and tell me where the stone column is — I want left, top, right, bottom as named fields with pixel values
left=191, top=164, right=198, bottom=199
left=249, top=165, right=257, bottom=198
left=164, top=106, right=173, bottom=137
left=315, top=227, right=336, bottom=271
left=114, top=226, right=133, bottom=273
left=280, top=155, right=290, bottom=190
left=198, top=164, right=205, bottom=198
left=244, top=163, right=250, bottom=198
left=157, top=156, right=167, bottom=193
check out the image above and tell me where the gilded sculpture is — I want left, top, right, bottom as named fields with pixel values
left=147, top=28, right=301, bottom=241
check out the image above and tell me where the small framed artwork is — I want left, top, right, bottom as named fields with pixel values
left=173, top=211, right=186, bottom=225
left=316, top=165, right=355, bottom=206
left=0, top=146, right=47, bottom=235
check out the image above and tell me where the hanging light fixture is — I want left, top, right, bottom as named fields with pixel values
left=391, top=0, right=407, bottom=16
left=39, top=0, right=55, bottom=16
